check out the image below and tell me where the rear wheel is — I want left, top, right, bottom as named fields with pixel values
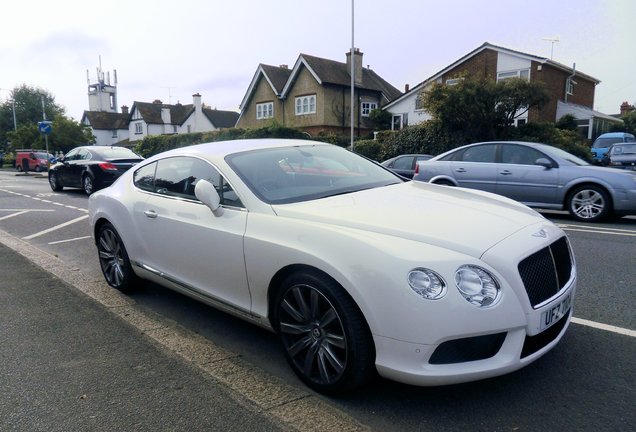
left=97, top=222, right=137, bottom=292
left=567, top=185, right=610, bottom=222
left=274, top=271, right=375, bottom=394
left=82, top=174, right=95, bottom=195
left=48, top=172, right=63, bottom=191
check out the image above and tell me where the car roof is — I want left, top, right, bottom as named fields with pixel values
left=157, top=139, right=331, bottom=159
left=595, top=132, right=635, bottom=139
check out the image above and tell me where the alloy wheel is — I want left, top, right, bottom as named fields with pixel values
left=570, top=188, right=606, bottom=220
left=83, top=175, right=94, bottom=195
left=98, top=227, right=126, bottom=288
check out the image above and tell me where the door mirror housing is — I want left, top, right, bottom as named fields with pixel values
left=535, top=158, right=554, bottom=169
left=195, top=179, right=224, bottom=216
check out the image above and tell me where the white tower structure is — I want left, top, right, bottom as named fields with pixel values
left=87, top=58, right=118, bottom=112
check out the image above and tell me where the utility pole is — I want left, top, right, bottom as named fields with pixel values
left=42, top=97, right=50, bottom=166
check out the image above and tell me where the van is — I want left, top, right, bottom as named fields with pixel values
left=591, top=132, right=636, bottom=163
left=15, top=149, right=53, bottom=172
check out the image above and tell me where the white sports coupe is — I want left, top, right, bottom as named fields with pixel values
left=88, top=139, right=576, bottom=393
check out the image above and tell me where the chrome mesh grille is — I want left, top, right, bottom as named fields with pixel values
left=518, top=237, right=573, bottom=308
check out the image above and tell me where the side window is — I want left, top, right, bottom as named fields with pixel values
left=78, top=149, right=91, bottom=160
left=459, top=145, right=497, bottom=163
left=133, top=162, right=157, bottom=192
left=393, top=156, right=415, bottom=170
left=501, top=145, right=543, bottom=165
left=153, top=157, right=243, bottom=207
left=64, top=149, right=79, bottom=161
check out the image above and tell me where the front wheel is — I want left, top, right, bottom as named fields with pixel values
left=567, top=185, right=611, bottom=222
left=48, top=172, right=63, bottom=191
left=274, top=271, right=375, bottom=394
left=97, top=222, right=137, bottom=292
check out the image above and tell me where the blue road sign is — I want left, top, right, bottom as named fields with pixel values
left=38, top=121, right=52, bottom=135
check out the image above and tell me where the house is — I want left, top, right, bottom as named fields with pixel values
left=81, top=109, right=130, bottom=146
left=384, top=42, right=620, bottom=139
left=237, top=49, right=402, bottom=136
left=128, top=93, right=239, bottom=142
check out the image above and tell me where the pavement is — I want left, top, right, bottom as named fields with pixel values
left=0, top=241, right=285, bottom=431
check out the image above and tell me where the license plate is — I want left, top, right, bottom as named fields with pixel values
left=540, top=293, right=572, bottom=331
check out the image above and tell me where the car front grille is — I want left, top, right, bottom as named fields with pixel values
left=518, top=236, right=573, bottom=308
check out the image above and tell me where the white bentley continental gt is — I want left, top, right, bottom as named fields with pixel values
left=88, top=139, right=576, bottom=393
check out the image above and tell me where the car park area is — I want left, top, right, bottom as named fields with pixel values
left=0, top=168, right=634, bottom=431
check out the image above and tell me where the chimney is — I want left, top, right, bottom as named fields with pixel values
left=121, top=105, right=129, bottom=115
left=153, top=99, right=163, bottom=104
left=405, top=84, right=410, bottom=93
left=193, top=93, right=202, bottom=112
left=279, top=64, right=288, bottom=69
left=161, top=107, right=171, bottom=124
left=345, top=48, right=363, bottom=85
left=620, top=101, right=634, bottom=116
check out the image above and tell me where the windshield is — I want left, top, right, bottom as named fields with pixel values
left=34, top=152, right=53, bottom=159
left=539, top=145, right=590, bottom=166
left=592, top=137, right=629, bottom=148
left=610, top=143, right=636, bottom=155
left=226, top=144, right=402, bottom=204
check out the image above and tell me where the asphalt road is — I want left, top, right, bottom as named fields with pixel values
left=1, top=169, right=634, bottom=431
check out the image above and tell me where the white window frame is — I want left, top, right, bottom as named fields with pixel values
left=295, top=95, right=316, bottom=116
left=445, top=78, right=463, bottom=86
left=256, top=102, right=274, bottom=120
left=497, top=69, right=531, bottom=82
left=361, top=101, right=378, bottom=117
left=134, top=122, right=143, bottom=134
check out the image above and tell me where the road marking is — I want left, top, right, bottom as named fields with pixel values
left=571, top=317, right=636, bottom=337
left=0, top=209, right=55, bottom=221
left=558, top=223, right=636, bottom=237
left=48, top=235, right=92, bottom=245
left=0, top=188, right=88, bottom=213
left=22, top=215, right=89, bottom=240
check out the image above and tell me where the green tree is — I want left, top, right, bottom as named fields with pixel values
left=621, top=110, right=636, bottom=135
left=368, top=108, right=392, bottom=131
left=420, top=77, right=550, bottom=142
left=6, top=114, right=94, bottom=154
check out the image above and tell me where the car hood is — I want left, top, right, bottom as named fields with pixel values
left=272, top=181, right=545, bottom=258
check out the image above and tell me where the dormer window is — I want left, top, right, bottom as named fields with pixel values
left=361, top=101, right=378, bottom=117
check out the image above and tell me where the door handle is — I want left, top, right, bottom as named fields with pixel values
left=455, top=168, right=466, bottom=173
left=144, top=210, right=157, bottom=219
left=499, top=170, right=512, bottom=175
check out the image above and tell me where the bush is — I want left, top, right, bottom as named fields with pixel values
left=511, top=122, right=592, bottom=161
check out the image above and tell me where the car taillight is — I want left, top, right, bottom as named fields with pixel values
left=99, top=162, right=118, bottom=171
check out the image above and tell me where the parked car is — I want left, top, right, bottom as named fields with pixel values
left=48, top=145, right=144, bottom=195
left=15, top=149, right=54, bottom=172
left=603, top=142, right=636, bottom=170
left=89, top=139, right=576, bottom=393
left=413, top=141, right=636, bottom=222
left=591, top=132, right=635, bottom=164
left=381, top=154, right=432, bottom=178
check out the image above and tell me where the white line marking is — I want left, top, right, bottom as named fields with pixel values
left=48, top=235, right=92, bottom=245
left=0, top=209, right=55, bottom=221
left=22, top=215, right=89, bottom=240
left=571, top=317, right=636, bottom=337
left=0, top=210, right=30, bottom=221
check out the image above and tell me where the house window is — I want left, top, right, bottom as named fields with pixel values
left=497, top=69, right=531, bottom=82
left=134, top=123, right=143, bottom=134
left=256, top=102, right=274, bottom=119
left=173, top=125, right=177, bottom=133
left=187, top=125, right=192, bottom=133
left=566, top=78, right=575, bottom=95
left=111, top=130, right=118, bottom=138
left=445, top=78, right=463, bottom=86
left=295, top=95, right=316, bottom=115
left=361, top=101, right=378, bottom=117
left=392, top=113, right=408, bottom=130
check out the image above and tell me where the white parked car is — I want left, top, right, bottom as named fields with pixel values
left=88, top=139, right=576, bottom=393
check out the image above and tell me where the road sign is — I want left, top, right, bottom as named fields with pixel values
left=38, top=121, right=52, bottom=135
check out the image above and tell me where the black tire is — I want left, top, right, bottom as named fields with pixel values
left=82, top=174, right=95, bottom=195
left=97, top=222, right=137, bottom=292
left=434, top=179, right=455, bottom=186
left=48, top=171, right=63, bottom=191
left=273, top=271, right=375, bottom=394
left=567, top=184, right=611, bottom=222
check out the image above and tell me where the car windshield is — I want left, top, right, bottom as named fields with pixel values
left=610, top=143, right=636, bottom=155
left=226, top=144, right=402, bottom=204
left=592, top=137, right=626, bottom=148
left=539, top=145, right=590, bottom=166
left=34, top=152, right=53, bottom=159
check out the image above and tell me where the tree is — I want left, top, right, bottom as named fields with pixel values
left=621, top=110, right=636, bottom=135
left=1, top=85, right=92, bottom=153
left=420, top=77, right=550, bottom=142
left=368, top=108, right=392, bottom=131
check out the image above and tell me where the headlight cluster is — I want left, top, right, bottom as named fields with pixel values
left=408, top=265, right=501, bottom=307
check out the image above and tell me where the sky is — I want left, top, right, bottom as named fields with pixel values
left=1, top=0, right=634, bottom=121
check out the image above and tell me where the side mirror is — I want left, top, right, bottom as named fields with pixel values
left=194, top=179, right=224, bottom=216
left=535, top=158, right=554, bottom=169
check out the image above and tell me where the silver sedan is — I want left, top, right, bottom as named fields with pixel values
left=413, top=141, right=636, bottom=222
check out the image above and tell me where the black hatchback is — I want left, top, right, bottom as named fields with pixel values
left=48, top=146, right=144, bottom=195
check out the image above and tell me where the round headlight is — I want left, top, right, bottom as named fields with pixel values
left=455, top=265, right=501, bottom=307
left=408, top=268, right=446, bottom=300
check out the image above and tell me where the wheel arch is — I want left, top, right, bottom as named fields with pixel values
left=564, top=181, right=614, bottom=212
left=429, top=175, right=458, bottom=186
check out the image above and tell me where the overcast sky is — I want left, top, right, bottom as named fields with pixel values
left=1, top=0, right=634, bottom=121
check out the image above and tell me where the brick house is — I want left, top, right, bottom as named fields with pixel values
left=384, top=42, right=620, bottom=139
left=237, top=49, right=402, bottom=137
